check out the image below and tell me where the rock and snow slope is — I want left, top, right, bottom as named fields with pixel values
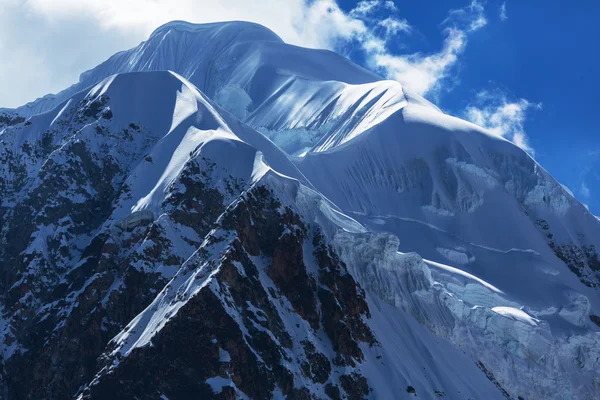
left=0, top=20, right=599, bottom=400
left=0, top=68, right=504, bottom=400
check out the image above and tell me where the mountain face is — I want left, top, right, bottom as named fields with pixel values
left=0, top=21, right=599, bottom=400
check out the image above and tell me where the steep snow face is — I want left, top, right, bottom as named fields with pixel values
left=4, top=21, right=435, bottom=165
left=292, top=95, right=600, bottom=398
left=84, top=71, right=309, bottom=217
left=334, top=232, right=600, bottom=400
left=298, top=101, right=600, bottom=301
left=249, top=79, right=435, bottom=156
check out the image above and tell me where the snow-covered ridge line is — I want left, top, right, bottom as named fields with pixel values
left=3, top=20, right=379, bottom=119
left=147, top=20, right=284, bottom=42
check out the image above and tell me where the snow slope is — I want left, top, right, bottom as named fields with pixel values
left=296, top=100, right=600, bottom=312
left=0, top=68, right=509, bottom=399
left=296, top=99, right=600, bottom=398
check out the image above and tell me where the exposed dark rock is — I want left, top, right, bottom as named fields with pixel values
left=552, top=242, right=600, bottom=288
left=269, top=231, right=319, bottom=330
left=340, top=372, right=370, bottom=400
left=78, top=184, right=376, bottom=399
left=325, top=384, right=342, bottom=400
left=300, top=340, right=331, bottom=384
left=166, top=157, right=227, bottom=237
left=0, top=112, right=25, bottom=128
left=82, top=95, right=109, bottom=118
left=477, top=361, right=511, bottom=399
left=535, top=219, right=600, bottom=287
left=314, top=230, right=376, bottom=366
left=102, top=108, right=113, bottom=119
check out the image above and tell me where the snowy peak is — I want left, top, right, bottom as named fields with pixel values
left=1, top=19, right=600, bottom=400
left=146, top=20, right=283, bottom=43
left=7, top=21, right=379, bottom=119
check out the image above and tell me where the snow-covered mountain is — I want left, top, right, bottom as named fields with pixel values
left=1, top=21, right=599, bottom=400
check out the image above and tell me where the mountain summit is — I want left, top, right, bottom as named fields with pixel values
left=0, top=21, right=599, bottom=400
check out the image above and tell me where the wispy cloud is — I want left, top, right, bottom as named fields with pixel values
left=577, top=150, right=599, bottom=207
left=464, top=89, right=541, bottom=154
left=350, top=0, right=397, bottom=17
left=346, top=1, right=412, bottom=39
left=360, top=0, right=488, bottom=97
left=350, top=1, right=381, bottom=17
left=444, top=0, right=488, bottom=32
left=384, top=1, right=398, bottom=12
left=580, top=181, right=591, bottom=200
left=499, top=2, right=508, bottom=21
left=378, top=17, right=412, bottom=36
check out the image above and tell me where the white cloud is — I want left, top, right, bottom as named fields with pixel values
left=0, top=0, right=487, bottom=108
left=384, top=1, right=399, bottom=12
left=379, top=17, right=412, bottom=36
left=346, top=1, right=412, bottom=44
left=347, top=0, right=411, bottom=38
left=0, top=1, right=134, bottom=108
left=363, top=0, right=487, bottom=97
left=581, top=182, right=591, bottom=200
left=444, top=0, right=487, bottom=32
left=464, top=90, right=541, bottom=154
left=577, top=150, right=599, bottom=204
left=499, top=2, right=508, bottom=21
left=370, top=29, right=465, bottom=96
left=350, top=1, right=381, bottom=17
left=350, top=0, right=398, bottom=17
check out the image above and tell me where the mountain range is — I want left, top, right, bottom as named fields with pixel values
left=0, top=21, right=598, bottom=400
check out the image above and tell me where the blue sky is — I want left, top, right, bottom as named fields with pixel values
left=1, top=0, right=598, bottom=213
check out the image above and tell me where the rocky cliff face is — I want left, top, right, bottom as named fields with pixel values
left=0, top=113, right=24, bottom=130
left=81, top=184, right=376, bottom=399
left=0, top=81, right=218, bottom=399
